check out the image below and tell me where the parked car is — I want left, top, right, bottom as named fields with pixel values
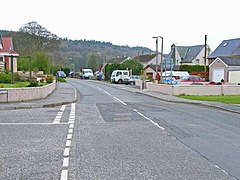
left=179, top=75, right=205, bottom=82
left=56, top=71, right=66, bottom=78
left=95, top=71, right=105, bottom=80
left=162, top=77, right=179, bottom=85
left=111, top=70, right=130, bottom=84
left=127, top=75, right=142, bottom=85
left=80, top=69, right=94, bottom=79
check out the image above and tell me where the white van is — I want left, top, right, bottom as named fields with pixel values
left=80, top=68, right=94, bottom=79
left=110, top=70, right=130, bottom=84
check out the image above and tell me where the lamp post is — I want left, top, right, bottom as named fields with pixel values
left=152, top=36, right=163, bottom=81
left=10, top=55, right=14, bottom=84
left=159, top=36, right=163, bottom=82
left=152, top=37, right=159, bottom=81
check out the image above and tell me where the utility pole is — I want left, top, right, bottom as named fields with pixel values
left=204, top=35, right=207, bottom=79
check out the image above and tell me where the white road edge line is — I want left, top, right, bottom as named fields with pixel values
left=214, top=164, right=230, bottom=175
left=0, top=123, right=69, bottom=125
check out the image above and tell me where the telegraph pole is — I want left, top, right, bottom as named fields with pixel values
left=204, top=35, right=207, bottom=79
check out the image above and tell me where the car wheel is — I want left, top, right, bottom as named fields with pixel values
left=118, top=79, right=123, bottom=84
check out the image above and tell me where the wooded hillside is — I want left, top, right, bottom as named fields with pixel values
left=0, top=26, right=153, bottom=71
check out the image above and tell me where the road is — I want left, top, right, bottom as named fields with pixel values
left=0, top=78, right=239, bottom=180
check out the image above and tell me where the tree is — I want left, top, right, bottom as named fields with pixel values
left=86, top=53, right=101, bottom=72
left=104, top=63, right=121, bottom=81
left=20, top=21, right=60, bottom=52
left=10, top=21, right=61, bottom=56
left=31, top=51, right=52, bottom=74
left=121, top=59, right=143, bottom=75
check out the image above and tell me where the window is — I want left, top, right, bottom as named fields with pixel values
left=0, top=57, right=3, bottom=62
left=196, top=59, right=200, bottom=65
left=116, top=72, right=122, bottom=76
left=0, top=39, right=2, bottom=49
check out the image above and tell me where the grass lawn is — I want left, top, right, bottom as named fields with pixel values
left=0, top=82, right=48, bottom=88
left=178, top=95, right=240, bottom=104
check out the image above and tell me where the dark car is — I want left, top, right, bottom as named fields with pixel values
left=56, top=71, right=66, bottom=78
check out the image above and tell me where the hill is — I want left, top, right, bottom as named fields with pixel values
left=0, top=29, right=153, bottom=70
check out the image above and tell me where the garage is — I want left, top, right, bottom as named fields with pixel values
left=212, top=68, right=224, bottom=82
left=229, top=71, right=240, bottom=83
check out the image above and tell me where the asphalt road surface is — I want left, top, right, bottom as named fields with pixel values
left=0, top=78, right=239, bottom=180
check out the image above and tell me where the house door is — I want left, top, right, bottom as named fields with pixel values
left=212, top=68, right=224, bottom=82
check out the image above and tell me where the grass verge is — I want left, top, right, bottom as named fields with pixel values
left=0, top=82, right=48, bottom=88
left=178, top=95, right=240, bottom=104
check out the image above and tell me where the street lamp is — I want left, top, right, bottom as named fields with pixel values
left=152, top=37, right=159, bottom=81
left=159, top=36, right=163, bottom=82
left=152, top=36, right=163, bottom=81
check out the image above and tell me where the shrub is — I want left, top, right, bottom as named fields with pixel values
left=27, top=81, right=39, bottom=87
left=0, top=73, right=11, bottom=83
left=13, top=72, right=21, bottom=82
left=46, top=75, right=54, bottom=83
left=56, top=77, right=67, bottom=82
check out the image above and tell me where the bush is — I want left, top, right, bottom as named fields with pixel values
left=27, top=81, right=39, bottom=87
left=0, top=73, right=11, bottom=83
left=56, top=77, right=67, bottom=82
left=46, top=75, right=54, bottom=83
left=13, top=72, right=21, bottom=82
left=180, top=65, right=209, bottom=72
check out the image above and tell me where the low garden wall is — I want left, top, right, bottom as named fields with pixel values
left=146, top=82, right=240, bottom=96
left=0, top=82, right=56, bottom=103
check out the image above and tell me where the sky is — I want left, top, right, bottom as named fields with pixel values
left=1, top=0, right=239, bottom=53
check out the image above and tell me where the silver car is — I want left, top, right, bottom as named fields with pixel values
left=127, top=75, right=142, bottom=85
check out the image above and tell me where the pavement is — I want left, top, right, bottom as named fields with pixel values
left=0, top=81, right=240, bottom=115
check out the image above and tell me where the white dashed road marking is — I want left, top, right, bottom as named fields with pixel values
left=133, top=109, right=165, bottom=130
left=113, top=97, right=127, bottom=106
left=98, top=89, right=164, bottom=130
left=60, top=103, right=76, bottom=180
left=60, top=170, right=68, bottom=180
left=53, top=105, right=67, bottom=124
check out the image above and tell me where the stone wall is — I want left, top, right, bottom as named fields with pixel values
left=145, top=82, right=240, bottom=96
left=0, top=82, right=56, bottom=102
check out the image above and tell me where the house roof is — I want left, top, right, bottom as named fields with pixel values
left=133, top=54, right=157, bottom=63
left=218, top=56, right=240, bottom=66
left=0, top=36, right=19, bottom=56
left=107, top=56, right=130, bottom=63
left=173, top=45, right=205, bottom=63
left=144, top=64, right=161, bottom=72
left=208, top=38, right=240, bottom=59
